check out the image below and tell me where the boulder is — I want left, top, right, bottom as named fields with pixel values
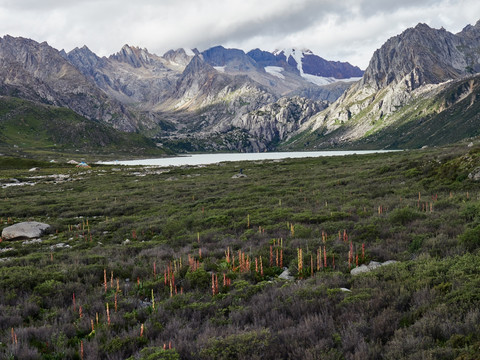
left=232, top=173, right=247, bottom=179
left=278, top=268, right=294, bottom=281
left=351, top=260, right=397, bottom=276
left=1, top=221, right=51, bottom=240
left=468, top=167, right=480, bottom=181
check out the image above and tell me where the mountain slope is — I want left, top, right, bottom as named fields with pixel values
left=287, top=20, right=480, bottom=149
left=0, top=96, right=166, bottom=155
left=0, top=36, right=137, bottom=132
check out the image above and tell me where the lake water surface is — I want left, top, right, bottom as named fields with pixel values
left=100, top=150, right=396, bottom=167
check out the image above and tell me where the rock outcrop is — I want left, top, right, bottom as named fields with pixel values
left=1, top=221, right=51, bottom=240
left=293, top=20, right=480, bottom=148
left=0, top=36, right=137, bottom=131
left=350, top=260, right=398, bottom=276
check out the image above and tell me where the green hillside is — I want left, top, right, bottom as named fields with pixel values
left=282, top=75, right=480, bottom=151
left=0, top=96, right=170, bottom=158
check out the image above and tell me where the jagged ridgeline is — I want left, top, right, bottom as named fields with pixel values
left=0, top=35, right=361, bottom=153
left=285, top=20, right=480, bottom=150
left=1, top=19, right=480, bottom=153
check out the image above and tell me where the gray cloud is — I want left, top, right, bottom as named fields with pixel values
left=0, top=0, right=479, bottom=68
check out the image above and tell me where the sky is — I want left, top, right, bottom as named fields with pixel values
left=0, top=0, right=479, bottom=69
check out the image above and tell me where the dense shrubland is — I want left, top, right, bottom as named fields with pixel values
left=1, top=145, right=480, bottom=359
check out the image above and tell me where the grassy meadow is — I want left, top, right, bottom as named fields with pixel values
left=1, top=145, right=480, bottom=359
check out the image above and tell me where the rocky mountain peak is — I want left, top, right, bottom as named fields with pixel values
left=110, top=44, right=155, bottom=68
left=163, top=48, right=197, bottom=67
left=201, top=46, right=259, bottom=72
left=66, top=45, right=104, bottom=74
left=360, top=22, right=474, bottom=91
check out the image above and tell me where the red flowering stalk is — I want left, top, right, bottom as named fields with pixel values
left=323, top=246, right=327, bottom=268
left=212, top=273, right=216, bottom=296
left=270, top=245, right=273, bottom=267
left=106, top=303, right=110, bottom=325
left=104, top=269, right=107, bottom=293
left=317, top=248, right=321, bottom=271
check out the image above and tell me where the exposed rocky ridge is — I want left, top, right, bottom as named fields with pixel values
left=0, top=36, right=137, bottom=131
left=293, top=20, right=480, bottom=148
left=229, top=96, right=328, bottom=151
left=66, top=45, right=182, bottom=109
left=162, top=96, right=328, bottom=152
left=0, top=34, right=393, bottom=152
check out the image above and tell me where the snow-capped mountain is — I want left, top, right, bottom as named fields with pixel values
left=248, top=48, right=364, bottom=86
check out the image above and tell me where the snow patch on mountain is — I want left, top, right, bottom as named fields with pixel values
left=265, top=66, right=285, bottom=79
left=282, top=48, right=305, bottom=75
left=213, top=66, right=226, bottom=73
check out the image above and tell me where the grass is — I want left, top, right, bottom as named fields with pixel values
left=0, top=96, right=170, bottom=159
left=1, top=144, right=480, bottom=359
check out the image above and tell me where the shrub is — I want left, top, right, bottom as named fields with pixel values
left=389, top=207, right=425, bottom=225
left=459, top=225, right=480, bottom=251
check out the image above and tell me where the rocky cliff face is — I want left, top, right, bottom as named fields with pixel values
left=296, top=20, right=480, bottom=147
left=66, top=45, right=182, bottom=109
left=228, top=97, right=328, bottom=151
left=1, top=35, right=367, bottom=151
left=0, top=36, right=137, bottom=131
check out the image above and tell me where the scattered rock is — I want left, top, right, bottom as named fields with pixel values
left=29, top=167, right=40, bottom=172
left=468, top=167, right=480, bottom=181
left=468, top=142, right=474, bottom=147
left=22, top=238, right=42, bottom=245
left=278, top=268, right=294, bottom=281
left=1, top=221, right=51, bottom=240
left=232, top=173, right=247, bottom=179
left=50, top=243, right=71, bottom=250
left=350, top=260, right=398, bottom=275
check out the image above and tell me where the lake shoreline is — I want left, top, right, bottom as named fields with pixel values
left=98, top=150, right=400, bottom=167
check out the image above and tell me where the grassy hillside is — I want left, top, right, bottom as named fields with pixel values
left=1, top=144, right=480, bottom=359
left=282, top=75, right=480, bottom=151
left=0, top=96, right=170, bottom=158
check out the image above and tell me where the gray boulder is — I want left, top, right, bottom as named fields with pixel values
left=1, top=221, right=51, bottom=240
left=468, top=167, right=480, bottom=181
left=278, top=268, right=295, bottom=281
left=350, top=260, right=397, bottom=276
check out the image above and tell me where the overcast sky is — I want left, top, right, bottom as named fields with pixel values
left=1, top=0, right=479, bottom=69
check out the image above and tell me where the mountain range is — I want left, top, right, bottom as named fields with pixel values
left=1, top=20, right=480, bottom=153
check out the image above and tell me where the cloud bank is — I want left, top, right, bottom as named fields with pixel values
left=0, top=0, right=479, bottom=68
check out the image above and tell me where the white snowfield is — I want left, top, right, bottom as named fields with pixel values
left=270, top=48, right=361, bottom=86
left=264, top=66, right=285, bottom=79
